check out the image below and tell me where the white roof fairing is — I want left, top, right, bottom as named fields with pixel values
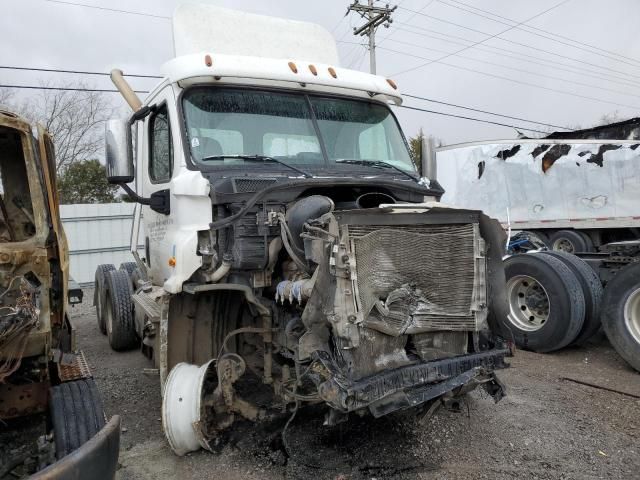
left=172, top=4, right=338, bottom=64
left=161, top=53, right=402, bottom=104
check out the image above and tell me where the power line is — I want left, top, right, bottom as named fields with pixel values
left=0, top=84, right=149, bottom=94
left=402, top=93, right=568, bottom=130
left=377, top=45, right=640, bottom=110
left=41, top=0, right=170, bottom=19
left=395, top=104, right=548, bottom=134
left=382, top=38, right=640, bottom=100
left=392, top=0, right=570, bottom=77
left=396, top=5, right=640, bottom=82
left=441, top=0, right=640, bottom=68
left=378, top=0, right=436, bottom=46
left=391, top=23, right=640, bottom=89
left=0, top=65, right=162, bottom=79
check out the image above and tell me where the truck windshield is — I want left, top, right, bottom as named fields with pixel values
left=182, top=87, right=416, bottom=174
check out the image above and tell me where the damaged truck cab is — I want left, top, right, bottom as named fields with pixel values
left=0, top=111, right=119, bottom=478
left=99, top=4, right=511, bottom=456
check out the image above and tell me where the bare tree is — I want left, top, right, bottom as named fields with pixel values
left=16, top=82, right=113, bottom=171
left=0, top=88, right=14, bottom=110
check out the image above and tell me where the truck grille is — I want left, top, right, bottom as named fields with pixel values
left=349, top=223, right=486, bottom=334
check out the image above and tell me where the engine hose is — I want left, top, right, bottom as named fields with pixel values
left=279, top=218, right=312, bottom=274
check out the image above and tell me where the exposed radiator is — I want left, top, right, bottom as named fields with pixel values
left=349, top=223, right=486, bottom=335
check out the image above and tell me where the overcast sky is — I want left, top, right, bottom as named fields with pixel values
left=2, top=0, right=640, bottom=145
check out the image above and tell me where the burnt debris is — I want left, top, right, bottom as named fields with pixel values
left=585, top=144, right=621, bottom=167
left=541, top=144, right=571, bottom=173
left=494, top=145, right=521, bottom=160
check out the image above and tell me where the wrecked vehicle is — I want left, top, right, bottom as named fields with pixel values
left=95, top=4, right=511, bottom=456
left=0, top=110, right=119, bottom=478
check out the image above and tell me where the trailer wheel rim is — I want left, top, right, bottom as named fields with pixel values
left=552, top=238, right=575, bottom=253
left=624, top=287, right=640, bottom=345
left=506, top=275, right=550, bottom=331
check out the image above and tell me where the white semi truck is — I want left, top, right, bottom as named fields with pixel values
left=94, top=4, right=513, bottom=456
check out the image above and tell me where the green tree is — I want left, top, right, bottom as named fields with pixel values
left=408, top=129, right=443, bottom=176
left=57, top=160, right=119, bottom=204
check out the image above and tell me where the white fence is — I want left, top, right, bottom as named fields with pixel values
left=60, top=204, right=144, bottom=286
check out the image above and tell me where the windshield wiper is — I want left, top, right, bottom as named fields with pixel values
left=200, top=154, right=314, bottom=178
left=334, top=159, right=419, bottom=183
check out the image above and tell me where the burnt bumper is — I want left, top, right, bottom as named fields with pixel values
left=32, top=415, right=120, bottom=480
left=317, top=349, right=510, bottom=416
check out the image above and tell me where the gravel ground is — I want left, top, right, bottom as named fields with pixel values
left=72, top=289, right=640, bottom=480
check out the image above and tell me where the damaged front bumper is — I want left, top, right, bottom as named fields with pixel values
left=316, top=349, right=510, bottom=417
left=31, top=415, right=120, bottom=480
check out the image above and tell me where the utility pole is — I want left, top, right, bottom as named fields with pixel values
left=347, top=1, right=396, bottom=74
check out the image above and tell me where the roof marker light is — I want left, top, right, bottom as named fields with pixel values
left=288, top=62, right=298, bottom=73
left=386, top=78, right=398, bottom=90
left=309, top=64, right=318, bottom=76
left=204, top=55, right=213, bottom=67
left=328, top=67, right=337, bottom=78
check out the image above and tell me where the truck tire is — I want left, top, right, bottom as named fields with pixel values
left=601, top=262, right=640, bottom=372
left=504, top=253, right=585, bottom=352
left=105, top=269, right=138, bottom=351
left=550, top=230, right=591, bottom=253
left=94, top=264, right=115, bottom=335
left=119, top=261, right=137, bottom=278
left=49, top=378, right=106, bottom=459
left=539, top=251, right=603, bottom=345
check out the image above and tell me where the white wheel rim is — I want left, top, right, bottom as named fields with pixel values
left=624, top=287, right=640, bottom=345
left=506, top=275, right=550, bottom=332
left=162, top=360, right=215, bottom=456
left=552, top=238, right=575, bottom=253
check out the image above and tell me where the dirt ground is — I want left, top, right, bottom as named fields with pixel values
left=72, top=290, right=640, bottom=480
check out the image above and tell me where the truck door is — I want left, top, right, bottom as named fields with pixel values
left=140, top=88, right=178, bottom=286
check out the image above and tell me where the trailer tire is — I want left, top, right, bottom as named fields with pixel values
left=50, top=378, right=106, bottom=459
left=504, top=253, right=585, bottom=352
left=601, top=262, right=640, bottom=372
left=105, top=269, right=138, bottom=351
left=539, top=251, right=603, bottom=345
left=527, top=230, right=550, bottom=247
left=550, top=230, right=591, bottom=253
left=94, top=264, right=115, bottom=335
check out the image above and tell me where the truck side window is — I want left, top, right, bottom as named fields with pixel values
left=149, top=105, right=173, bottom=182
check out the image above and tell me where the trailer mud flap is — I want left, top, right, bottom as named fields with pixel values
left=31, top=415, right=120, bottom=480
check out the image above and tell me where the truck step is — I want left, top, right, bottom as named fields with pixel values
left=132, top=289, right=163, bottom=322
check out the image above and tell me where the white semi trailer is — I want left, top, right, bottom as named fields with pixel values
left=94, top=4, right=514, bottom=457
left=436, top=138, right=640, bottom=252
left=436, top=137, right=640, bottom=372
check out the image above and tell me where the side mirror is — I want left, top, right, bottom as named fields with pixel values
left=421, top=135, right=436, bottom=181
left=105, top=118, right=133, bottom=184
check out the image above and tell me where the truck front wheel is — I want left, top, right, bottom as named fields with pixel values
left=601, top=262, right=640, bottom=372
left=49, top=378, right=106, bottom=459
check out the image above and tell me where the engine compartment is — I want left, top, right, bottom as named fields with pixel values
left=158, top=182, right=511, bottom=455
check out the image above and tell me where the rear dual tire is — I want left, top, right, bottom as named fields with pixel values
left=504, top=253, right=585, bottom=352
left=104, top=269, right=138, bottom=351
left=94, top=264, right=115, bottom=335
left=550, top=230, right=594, bottom=253
left=601, top=262, right=640, bottom=372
